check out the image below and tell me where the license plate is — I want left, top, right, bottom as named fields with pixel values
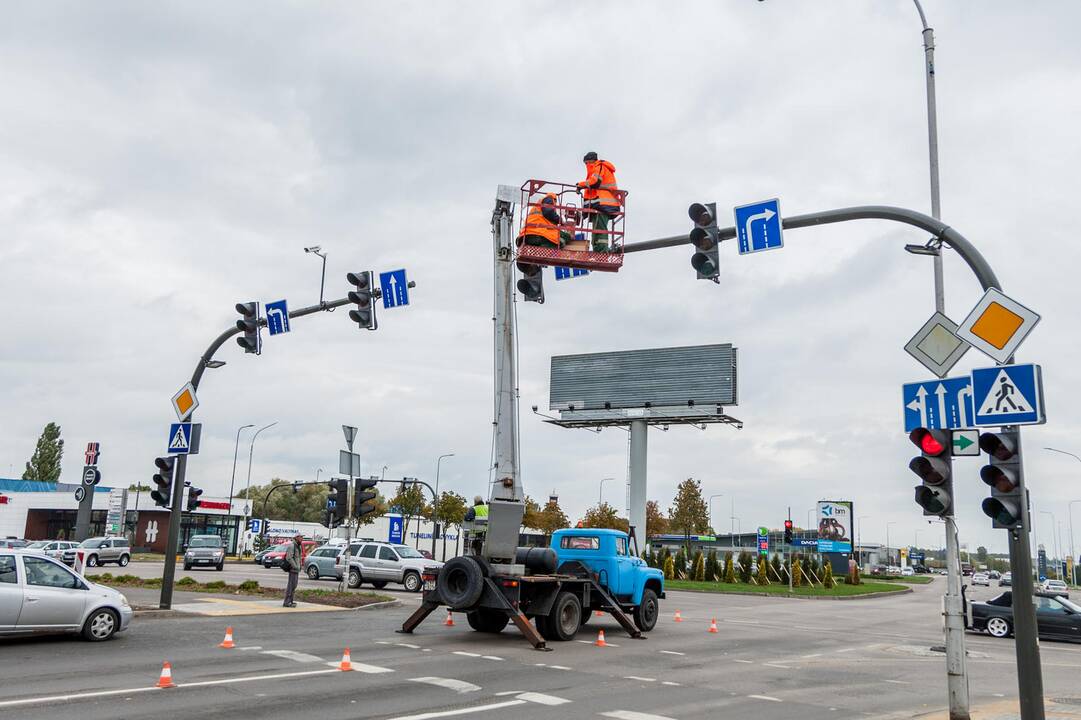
left=422, top=580, right=437, bottom=592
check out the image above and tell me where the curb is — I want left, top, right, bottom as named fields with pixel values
left=132, top=598, right=401, bottom=617
left=349, top=599, right=402, bottom=611
left=667, top=586, right=912, bottom=601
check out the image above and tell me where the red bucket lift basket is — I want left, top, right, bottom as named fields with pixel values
left=515, top=179, right=627, bottom=272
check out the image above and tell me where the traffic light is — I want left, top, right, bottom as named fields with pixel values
left=979, top=429, right=1024, bottom=529
left=354, top=477, right=378, bottom=518
left=688, top=202, right=720, bottom=281
left=327, top=478, right=349, bottom=526
left=783, top=519, right=793, bottom=544
left=235, top=302, right=262, bottom=354
left=151, top=457, right=175, bottom=507
left=516, top=261, right=544, bottom=303
left=346, top=271, right=377, bottom=330
left=908, top=428, right=953, bottom=517
left=186, top=486, right=203, bottom=512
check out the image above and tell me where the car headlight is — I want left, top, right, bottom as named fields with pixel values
left=119, top=594, right=130, bottom=607
left=185, top=551, right=194, bottom=557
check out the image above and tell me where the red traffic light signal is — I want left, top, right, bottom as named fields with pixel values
left=909, top=427, right=953, bottom=517
left=910, top=428, right=947, bottom=456
left=784, top=520, right=793, bottom=529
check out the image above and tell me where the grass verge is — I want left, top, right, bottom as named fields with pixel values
left=667, top=579, right=907, bottom=597
left=93, top=573, right=391, bottom=608
left=862, top=574, right=934, bottom=585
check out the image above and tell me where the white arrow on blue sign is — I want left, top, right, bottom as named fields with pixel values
left=554, top=266, right=590, bottom=281
left=379, top=269, right=409, bottom=309
left=734, top=198, right=784, bottom=255
left=265, top=299, right=290, bottom=336
left=902, top=376, right=974, bottom=433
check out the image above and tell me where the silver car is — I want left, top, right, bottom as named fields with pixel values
left=25, top=540, right=80, bottom=565
left=343, top=542, right=442, bottom=592
left=79, top=537, right=132, bottom=567
left=183, top=535, right=226, bottom=571
left=0, top=549, right=133, bottom=641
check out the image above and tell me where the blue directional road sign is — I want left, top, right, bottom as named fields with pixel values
left=248, top=518, right=262, bottom=533
left=167, top=423, right=193, bottom=454
left=379, top=269, right=409, bottom=309
left=734, top=198, right=784, bottom=255
left=554, top=266, right=590, bottom=281
left=265, top=299, right=290, bottom=336
left=971, top=363, right=1044, bottom=426
left=388, top=516, right=404, bottom=543
left=902, top=376, right=974, bottom=433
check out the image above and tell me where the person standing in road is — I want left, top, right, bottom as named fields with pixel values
left=283, top=532, right=303, bottom=608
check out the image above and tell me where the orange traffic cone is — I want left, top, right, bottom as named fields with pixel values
left=338, top=648, right=353, bottom=671
left=157, top=661, right=176, bottom=688
left=595, top=630, right=608, bottom=647
left=674, top=610, right=683, bottom=622
left=219, top=626, right=236, bottom=649
left=444, top=611, right=455, bottom=627
left=708, top=618, right=719, bottom=634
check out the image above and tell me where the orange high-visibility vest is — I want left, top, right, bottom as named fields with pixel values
left=578, top=160, right=620, bottom=209
left=518, top=194, right=560, bottom=246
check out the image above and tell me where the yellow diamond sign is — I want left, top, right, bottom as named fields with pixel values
left=171, top=382, right=199, bottom=421
left=957, top=288, right=1040, bottom=364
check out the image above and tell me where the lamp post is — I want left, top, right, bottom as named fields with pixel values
left=858, top=515, right=870, bottom=568
left=227, top=424, right=254, bottom=510
left=598, top=477, right=613, bottom=505
left=708, top=494, right=724, bottom=535
left=886, top=522, right=898, bottom=566
left=242, top=421, right=278, bottom=554
left=1040, top=510, right=1060, bottom=579
left=433, top=453, right=455, bottom=559
left=316, top=467, right=324, bottom=484
left=1043, top=448, right=1081, bottom=583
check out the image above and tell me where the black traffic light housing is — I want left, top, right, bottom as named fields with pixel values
left=186, top=486, right=203, bottom=512
left=516, top=261, right=544, bottom=303
left=354, top=477, right=378, bottom=518
left=151, top=457, right=175, bottom=507
left=909, top=428, right=953, bottom=517
left=783, top=519, right=793, bottom=544
left=688, top=202, right=720, bottom=282
left=327, top=478, right=349, bottom=526
left=979, top=429, right=1024, bottom=529
left=347, top=271, right=378, bottom=330
left=235, top=302, right=262, bottom=354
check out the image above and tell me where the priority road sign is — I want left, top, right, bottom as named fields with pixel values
left=903, top=312, right=970, bottom=378
left=379, top=269, right=409, bottom=309
left=171, top=382, right=199, bottom=421
left=951, top=430, right=980, bottom=457
left=957, top=288, right=1040, bottom=364
left=971, top=363, right=1045, bottom=426
left=265, top=299, right=290, bottom=336
left=168, top=423, right=193, bottom=454
left=734, top=198, right=783, bottom=255
left=902, top=376, right=974, bottom=432
left=554, top=266, right=590, bottom=281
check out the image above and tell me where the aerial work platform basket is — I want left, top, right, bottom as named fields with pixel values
left=515, top=179, right=627, bottom=273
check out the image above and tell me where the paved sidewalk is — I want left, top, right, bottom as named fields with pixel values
left=908, top=697, right=1081, bottom=719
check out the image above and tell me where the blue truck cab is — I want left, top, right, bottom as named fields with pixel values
left=551, top=528, right=664, bottom=632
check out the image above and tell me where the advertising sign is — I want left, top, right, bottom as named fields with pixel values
left=756, top=526, right=769, bottom=556
left=388, top=515, right=404, bottom=544
left=816, top=500, right=853, bottom=553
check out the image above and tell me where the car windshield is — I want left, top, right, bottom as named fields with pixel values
left=80, top=538, right=107, bottom=548
left=273, top=543, right=290, bottom=551
left=394, top=546, right=424, bottom=559
left=1046, top=580, right=1066, bottom=587
left=189, top=537, right=222, bottom=548
left=27, top=541, right=50, bottom=548
left=1057, top=597, right=1081, bottom=613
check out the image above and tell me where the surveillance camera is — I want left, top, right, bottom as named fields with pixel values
left=531, top=405, right=538, bottom=412
left=304, top=245, right=322, bottom=253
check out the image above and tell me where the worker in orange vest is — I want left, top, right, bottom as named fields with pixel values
left=518, top=193, right=572, bottom=248
left=576, top=151, right=621, bottom=251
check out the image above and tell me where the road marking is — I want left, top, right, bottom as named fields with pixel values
left=239, top=646, right=263, bottom=651
left=658, top=650, right=685, bottom=656
left=601, top=711, right=677, bottom=720
left=732, top=659, right=754, bottom=664
left=535, top=663, right=572, bottom=670
left=624, top=676, right=656, bottom=682
left=800, top=653, right=822, bottom=658
left=763, top=663, right=791, bottom=669
left=577, top=639, right=620, bottom=647
left=836, top=647, right=857, bottom=653
left=409, top=677, right=481, bottom=694
left=515, top=692, right=571, bottom=706
left=748, top=695, right=783, bottom=702
left=452, top=651, right=481, bottom=657
left=388, top=699, right=526, bottom=720
left=885, top=680, right=911, bottom=685
left=661, top=681, right=680, bottom=686
left=261, top=650, right=325, bottom=664
left=481, top=655, right=504, bottom=661
left=339, top=662, right=395, bottom=674
left=396, top=642, right=422, bottom=649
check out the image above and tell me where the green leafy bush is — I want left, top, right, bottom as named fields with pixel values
left=176, top=576, right=197, bottom=586
left=238, top=580, right=260, bottom=592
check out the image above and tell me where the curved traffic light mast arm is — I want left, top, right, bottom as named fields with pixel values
left=623, top=204, right=1001, bottom=293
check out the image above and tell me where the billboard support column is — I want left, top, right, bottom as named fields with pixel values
left=628, top=420, right=648, bottom=552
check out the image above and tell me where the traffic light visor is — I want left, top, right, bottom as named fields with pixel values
left=909, top=456, right=949, bottom=485
left=978, top=432, right=1016, bottom=461
left=689, top=226, right=716, bottom=251
left=687, top=203, right=713, bottom=226
left=690, top=252, right=717, bottom=275
left=982, top=497, right=1021, bottom=526
left=346, top=272, right=371, bottom=289
left=909, top=428, right=947, bottom=456
left=980, top=465, right=1018, bottom=493
left=915, top=485, right=950, bottom=515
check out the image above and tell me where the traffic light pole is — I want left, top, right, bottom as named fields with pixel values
left=943, top=513, right=971, bottom=719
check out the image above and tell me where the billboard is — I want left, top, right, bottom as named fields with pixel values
left=550, top=343, right=737, bottom=411
left=816, top=500, right=853, bottom=553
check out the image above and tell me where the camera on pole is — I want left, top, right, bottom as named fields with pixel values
left=909, top=428, right=953, bottom=517
left=235, top=302, right=262, bottom=354
left=151, top=457, right=175, bottom=507
left=979, top=429, right=1024, bottom=529
left=346, top=271, right=377, bottom=330
left=688, top=202, right=720, bottom=281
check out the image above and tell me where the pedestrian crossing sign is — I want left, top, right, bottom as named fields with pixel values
left=167, top=423, right=193, bottom=454
left=971, top=364, right=1044, bottom=426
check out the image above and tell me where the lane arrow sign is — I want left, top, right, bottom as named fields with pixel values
left=951, top=430, right=980, bottom=457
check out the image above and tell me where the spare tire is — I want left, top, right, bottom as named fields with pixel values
left=437, top=556, right=485, bottom=610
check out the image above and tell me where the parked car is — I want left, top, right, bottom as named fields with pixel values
left=988, top=570, right=1001, bottom=580
left=869, top=565, right=887, bottom=576
left=1040, top=579, right=1070, bottom=598
left=183, top=535, right=225, bottom=571
left=0, top=539, right=28, bottom=549
left=913, top=564, right=930, bottom=574
left=972, top=573, right=991, bottom=586
left=304, top=545, right=345, bottom=580
left=938, top=569, right=949, bottom=575
left=0, top=549, right=133, bottom=641
left=999, top=572, right=1013, bottom=587
left=253, top=543, right=286, bottom=565
left=78, top=537, right=131, bottom=567
left=887, top=565, right=902, bottom=575
left=262, top=540, right=318, bottom=568
left=970, top=591, right=1081, bottom=642
left=901, top=567, right=915, bottom=577
left=343, top=541, right=443, bottom=592
left=25, top=540, right=80, bottom=565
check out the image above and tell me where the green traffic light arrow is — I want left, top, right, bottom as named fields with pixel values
left=953, top=434, right=975, bottom=452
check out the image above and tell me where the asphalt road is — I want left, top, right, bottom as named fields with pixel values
left=2, top=573, right=1078, bottom=720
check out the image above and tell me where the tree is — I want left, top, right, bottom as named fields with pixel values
left=238, top=479, right=330, bottom=523
left=770, top=553, right=783, bottom=582
left=521, top=496, right=543, bottom=530
left=645, top=500, right=669, bottom=538
left=705, top=550, right=719, bottom=582
left=691, top=550, right=705, bottom=581
left=792, top=558, right=803, bottom=588
left=668, top=478, right=710, bottom=546
left=22, top=422, right=64, bottom=481
left=662, top=554, right=675, bottom=580
left=737, top=551, right=754, bottom=583
left=579, top=501, right=629, bottom=533
left=674, top=547, right=687, bottom=579
left=390, top=483, right=430, bottom=539
left=432, top=491, right=467, bottom=560
left=976, top=546, right=989, bottom=563
left=723, top=552, right=735, bottom=583
left=534, top=498, right=570, bottom=538
left=823, top=561, right=835, bottom=589
left=756, top=556, right=768, bottom=585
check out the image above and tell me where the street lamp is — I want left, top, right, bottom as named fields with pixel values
left=598, top=477, right=613, bottom=505
left=1044, top=447, right=1081, bottom=582
left=242, top=421, right=278, bottom=552
left=434, top=453, right=455, bottom=559
left=857, top=515, right=870, bottom=568
left=316, top=468, right=324, bottom=484
left=1040, top=510, right=1060, bottom=578
left=708, top=494, right=724, bottom=534
left=886, top=521, right=898, bottom=565
left=227, top=424, right=255, bottom=511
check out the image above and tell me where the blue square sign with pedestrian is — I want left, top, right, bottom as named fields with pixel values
left=734, top=198, right=784, bottom=255
left=971, top=363, right=1044, bottom=426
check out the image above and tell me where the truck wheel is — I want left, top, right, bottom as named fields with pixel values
left=466, top=608, right=509, bottom=633
left=437, top=557, right=484, bottom=610
left=538, top=592, right=581, bottom=642
left=633, top=588, right=659, bottom=632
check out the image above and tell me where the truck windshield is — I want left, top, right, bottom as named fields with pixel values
left=560, top=536, right=599, bottom=550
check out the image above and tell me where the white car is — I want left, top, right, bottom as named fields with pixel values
left=972, top=573, right=991, bottom=586
left=901, top=567, right=915, bottom=577
left=0, top=549, right=133, bottom=641
left=1040, top=579, right=1069, bottom=597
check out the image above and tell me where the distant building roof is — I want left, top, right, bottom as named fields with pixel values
left=0, top=478, right=111, bottom=493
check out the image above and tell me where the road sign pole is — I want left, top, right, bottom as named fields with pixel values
left=159, top=453, right=188, bottom=610
left=942, top=511, right=971, bottom=719
left=788, top=507, right=793, bottom=593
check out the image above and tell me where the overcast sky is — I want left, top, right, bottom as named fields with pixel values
left=3, top=1, right=1079, bottom=557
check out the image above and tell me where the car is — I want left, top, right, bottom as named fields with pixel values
left=887, top=565, right=902, bottom=575
left=869, top=565, right=887, bottom=576
left=0, top=539, right=28, bottom=549
left=901, top=567, right=915, bottom=577
left=999, top=572, right=1013, bottom=587
left=343, top=541, right=443, bottom=592
left=972, top=573, right=991, bottom=586
left=25, top=540, right=80, bottom=565
left=253, top=544, right=283, bottom=565
left=78, top=537, right=131, bottom=567
left=0, top=548, right=133, bottom=641
left=304, top=546, right=345, bottom=581
left=970, top=591, right=1081, bottom=643
left=938, top=569, right=949, bottom=575
left=988, top=570, right=1001, bottom=580
left=913, top=564, right=930, bottom=574
left=1040, top=579, right=1070, bottom=598
left=183, top=535, right=226, bottom=571
left=262, top=540, right=318, bottom=568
